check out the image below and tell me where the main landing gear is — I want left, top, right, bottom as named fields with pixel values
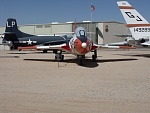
left=55, top=50, right=64, bottom=61
left=43, top=50, right=47, bottom=53
left=54, top=50, right=98, bottom=65
left=92, top=50, right=97, bottom=62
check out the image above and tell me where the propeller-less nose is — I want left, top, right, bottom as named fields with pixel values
left=82, top=42, right=87, bottom=48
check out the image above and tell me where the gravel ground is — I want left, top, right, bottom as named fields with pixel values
left=0, top=49, right=150, bottom=113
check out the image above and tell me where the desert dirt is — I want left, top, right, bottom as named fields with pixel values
left=0, top=49, right=150, bottom=113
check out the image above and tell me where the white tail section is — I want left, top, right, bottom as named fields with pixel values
left=117, top=1, right=150, bottom=38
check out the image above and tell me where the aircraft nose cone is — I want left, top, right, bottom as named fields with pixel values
left=82, top=42, right=87, bottom=48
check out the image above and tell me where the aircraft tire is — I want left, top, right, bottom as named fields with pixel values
left=43, top=50, right=47, bottom=53
left=79, top=59, right=83, bottom=65
left=92, top=55, right=96, bottom=62
left=60, top=55, right=64, bottom=62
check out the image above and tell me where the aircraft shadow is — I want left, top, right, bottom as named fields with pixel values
left=8, top=51, right=69, bottom=55
left=24, top=58, right=138, bottom=68
left=8, top=51, right=53, bottom=54
left=114, top=54, right=150, bottom=58
left=0, top=56, right=20, bottom=58
left=130, top=54, right=150, bottom=58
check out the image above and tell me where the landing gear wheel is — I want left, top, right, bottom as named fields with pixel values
left=77, top=55, right=85, bottom=65
left=43, top=50, right=47, bottom=53
left=79, top=59, right=83, bottom=65
left=55, top=51, right=64, bottom=62
left=92, top=50, right=97, bottom=62
left=60, top=55, right=64, bottom=61
left=92, top=55, right=96, bottom=62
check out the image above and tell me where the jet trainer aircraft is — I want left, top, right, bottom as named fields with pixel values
left=115, top=1, right=150, bottom=47
left=22, top=26, right=130, bottom=65
left=1, top=19, right=132, bottom=65
left=1, top=18, right=72, bottom=52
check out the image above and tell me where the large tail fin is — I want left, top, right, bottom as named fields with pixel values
left=117, top=1, right=150, bottom=38
left=3, top=18, right=19, bottom=42
left=5, top=18, right=19, bottom=33
left=3, top=18, right=34, bottom=42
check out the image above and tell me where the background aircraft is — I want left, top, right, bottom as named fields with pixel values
left=115, top=1, right=150, bottom=47
left=1, top=18, right=72, bottom=53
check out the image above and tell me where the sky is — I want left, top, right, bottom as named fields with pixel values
left=0, top=0, right=150, bottom=26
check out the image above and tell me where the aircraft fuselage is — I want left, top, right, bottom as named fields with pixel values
left=11, top=35, right=67, bottom=47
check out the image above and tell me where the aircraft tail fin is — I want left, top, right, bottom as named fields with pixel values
left=5, top=18, right=19, bottom=33
left=117, top=1, right=149, bottom=25
left=3, top=18, right=19, bottom=42
left=3, top=18, right=34, bottom=42
left=117, top=1, right=150, bottom=37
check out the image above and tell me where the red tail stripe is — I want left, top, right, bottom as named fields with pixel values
left=126, top=24, right=150, bottom=27
left=119, top=6, right=134, bottom=9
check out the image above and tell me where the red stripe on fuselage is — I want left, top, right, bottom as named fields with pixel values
left=18, top=46, right=36, bottom=50
left=61, top=44, right=71, bottom=52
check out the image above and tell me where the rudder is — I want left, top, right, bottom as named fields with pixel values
left=117, top=1, right=149, bottom=25
left=117, top=1, right=150, bottom=38
left=5, top=18, right=19, bottom=33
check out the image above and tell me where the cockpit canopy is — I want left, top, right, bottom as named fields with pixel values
left=75, top=27, right=87, bottom=38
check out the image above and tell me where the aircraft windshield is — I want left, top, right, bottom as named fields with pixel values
left=75, top=27, right=87, bottom=38
left=79, top=30, right=86, bottom=37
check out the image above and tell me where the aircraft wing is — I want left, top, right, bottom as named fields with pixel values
left=141, top=41, right=150, bottom=46
left=37, top=44, right=71, bottom=52
left=108, top=41, right=129, bottom=46
left=18, top=44, right=71, bottom=52
left=95, top=44, right=136, bottom=49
